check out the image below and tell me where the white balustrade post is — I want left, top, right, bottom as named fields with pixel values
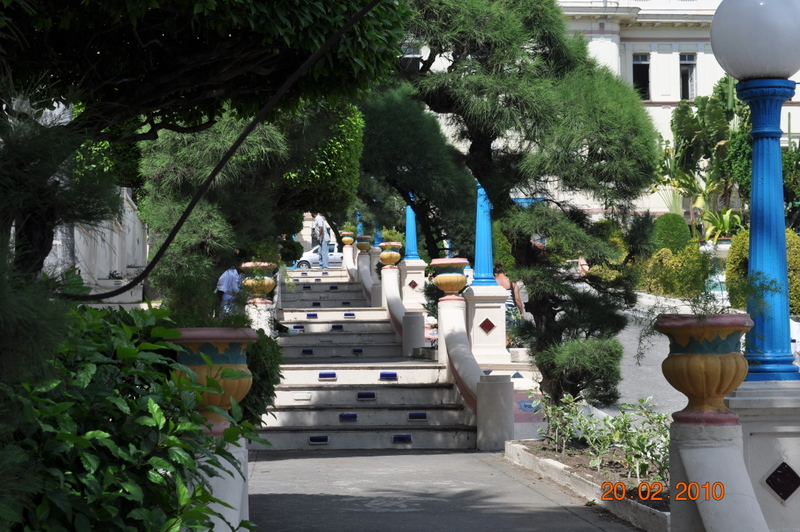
left=477, top=375, right=514, bottom=451
left=402, top=311, right=426, bottom=358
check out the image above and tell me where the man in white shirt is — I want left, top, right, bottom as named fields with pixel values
left=312, top=212, right=330, bottom=269
left=216, top=265, right=242, bottom=314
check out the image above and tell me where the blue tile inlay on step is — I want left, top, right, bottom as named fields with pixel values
left=292, top=325, right=304, bottom=330
left=302, top=285, right=311, bottom=290
left=357, top=392, right=376, bottom=401
left=392, top=434, right=412, bottom=444
left=339, top=413, right=358, bottom=422
left=483, top=370, right=492, bottom=375
left=512, top=372, right=523, bottom=378
left=302, top=349, right=314, bottom=355
left=379, top=372, right=398, bottom=381
left=306, top=313, right=318, bottom=319
left=309, top=435, right=329, bottom=445
left=318, top=371, right=336, bottom=380
left=312, top=302, right=321, bottom=307
left=352, top=348, right=363, bottom=355
left=332, top=324, right=343, bottom=331
left=408, top=413, right=428, bottom=421
left=341, top=301, right=351, bottom=306
left=329, top=285, right=339, bottom=290
left=344, top=312, right=356, bottom=318
left=300, top=272, right=308, bottom=276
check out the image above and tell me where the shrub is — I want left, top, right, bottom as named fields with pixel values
left=240, top=331, right=283, bottom=426
left=639, top=244, right=711, bottom=299
left=533, top=337, right=623, bottom=406
left=727, top=229, right=800, bottom=315
left=653, top=213, right=691, bottom=254
left=0, top=306, right=262, bottom=531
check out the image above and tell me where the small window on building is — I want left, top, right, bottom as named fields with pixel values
left=632, top=53, right=650, bottom=100
left=680, top=53, right=697, bottom=101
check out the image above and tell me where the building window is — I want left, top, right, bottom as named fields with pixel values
left=632, top=54, right=650, bottom=100
left=680, top=53, right=697, bottom=101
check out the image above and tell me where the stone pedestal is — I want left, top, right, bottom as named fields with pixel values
left=399, top=258, right=427, bottom=311
left=205, top=437, right=249, bottom=529
left=670, top=423, right=768, bottom=532
left=246, top=299, right=274, bottom=333
left=726, top=381, right=800, bottom=530
left=477, top=375, right=514, bottom=451
left=369, top=247, right=382, bottom=279
left=463, top=284, right=511, bottom=364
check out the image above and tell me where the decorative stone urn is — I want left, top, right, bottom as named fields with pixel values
left=431, top=258, right=470, bottom=296
left=341, top=231, right=355, bottom=246
left=379, top=241, right=403, bottom=265
left=172, top=327, right=258, bottom=435
left=655, top=313, right=753, bottom=425
left=240, top=262, right=277, bottom=299
left=355, top=235, right=372, bottom=251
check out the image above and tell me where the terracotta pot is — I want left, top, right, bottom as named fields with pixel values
left=430, top=258, right=470, bottom=296
left=171, top=327, right=258, bottom=435
left=655, top=313, right=753, bottom=424
left=379, top=241, right=403, bottom=265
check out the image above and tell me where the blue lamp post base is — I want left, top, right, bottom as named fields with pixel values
left=737, top=78, right=800, bottom=381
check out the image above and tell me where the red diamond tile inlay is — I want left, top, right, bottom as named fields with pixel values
left=409, top=280, right=418, bottom=289
left=479, top=318, right=495, bottom=334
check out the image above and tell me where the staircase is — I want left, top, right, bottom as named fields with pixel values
left=254, top=267, right=477, bottom=450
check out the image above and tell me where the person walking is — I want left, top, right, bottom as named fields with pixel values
left=216, top=263, right=242, bottom=315
left=313, top=212, right=330, bottom=269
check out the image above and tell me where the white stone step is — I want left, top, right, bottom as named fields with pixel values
left=264, top=404, right=467, bottom=427
left=253, top=425, right=477, bottom=450
left=282, top=320, right=394, bottom=334
left=277, top=361, right=445, bottom=385
left=287, top=269, right=349, bottom=281
left=279, top=344, right=403, bottom=358
left=279, top=307, right=390, bottom=322
left=280, top=298, right=369, bottom=309
left=274, top=383, right=459, bottom=406
left=284, top=281, right=362, bottom=293
left=278, top=331, right=398, bottom=347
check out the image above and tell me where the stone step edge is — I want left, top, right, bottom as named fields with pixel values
left=279, top=363, right=445, bottom=370
left=268, top=404, right=464, bottom=411
left=258, top=424, right=476, bottom=433
left=276, top=383, right=454, bottom=390
left=504, top=441, right=669, bottom=532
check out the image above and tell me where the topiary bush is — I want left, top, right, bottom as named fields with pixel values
left=532, top=337, right=623, bottom=407
left=653, top=213, right=691, bottom=254
left=0, top=306, right=264, bottom=531
left=638, top=244, right=712, bottom=299
left=727, top=229, right=800, bottom=315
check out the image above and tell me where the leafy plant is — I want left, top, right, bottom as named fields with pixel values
left=239, top=330, right=283, bottom=427
left=0, top=306, right=265, bottom=531
left=537, top=392, right=581, bottom=454
left=703, top=207, right=743, bottom=244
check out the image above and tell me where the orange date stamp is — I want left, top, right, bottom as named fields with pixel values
left=600, top=481, right=726, bottom=501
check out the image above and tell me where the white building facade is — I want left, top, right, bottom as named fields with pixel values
left=561, top=0, right=800, bottom=214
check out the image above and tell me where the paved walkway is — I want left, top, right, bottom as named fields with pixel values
left=247, top=449, right=638, bottom=532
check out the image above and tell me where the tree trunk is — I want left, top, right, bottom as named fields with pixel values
left=13, top=209, right=57, bottom=277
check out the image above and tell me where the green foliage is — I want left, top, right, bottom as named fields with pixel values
left=653, top=213, right=691, bottom=254
left=5, top=0, right=410, bottom=140
left=536, top=396, right=670, bottom=482
left=640, top=244, right=712, bottom=300
left=727, top=229, right=800, bottom=315
left=239, top=331, right=283, bottom=427
left=0, top=306, right=264, bottom=531
left=358, top=80, right=476, bottom=259
left=532, top=338, right=623, bottom=407
left=0, top=96, right=122, bottom=274
left=703, top=207, right=742, bottom=244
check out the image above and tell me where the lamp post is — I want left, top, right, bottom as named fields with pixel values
left=472, top=183, right=497, bottom=287
left=711, top=0, right=800, bottom=380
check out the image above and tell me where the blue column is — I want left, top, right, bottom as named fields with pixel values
left=373, top=222, right=383, bottom=246
left=738, top=78, right=799, bottom=380
left=472, top=183, right=497, bottom=286
left=404, top=198, right=421, bottom=260
left=356, top=211, right=364, bottom=237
